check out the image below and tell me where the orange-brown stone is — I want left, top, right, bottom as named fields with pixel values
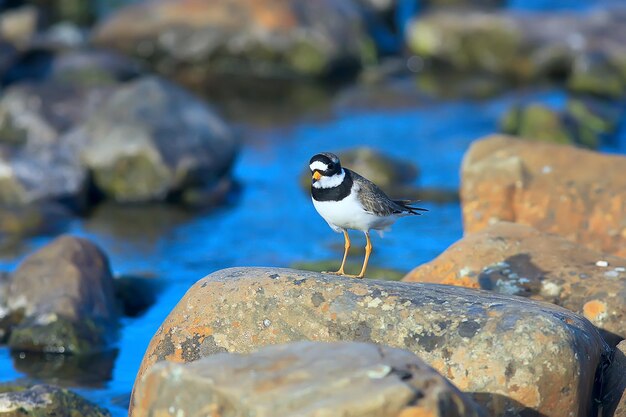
left=461, top=135, right=626, bottom=257
left=403, top=222, right=626, bottom=345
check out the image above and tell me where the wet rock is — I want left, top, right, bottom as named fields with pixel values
left=602, top=340, right=626, bottom=417
left=461, top=135, right=626, bottom=257
left=406, top=8, right=626, bottom=96
left=299, top=147, right=419, bottom=195
left=113, top=275, right=162, bottom=318
left=93, top=0, right=373, bottom=83
left=501, top=104, right=575, bottom=146
left=48, top=50, right=142, bottom=87
left=134, top=341, right=487, bottom=417
left=6, top=235, right=118, bottom=354
left=66, top=76, right=237, bottom=203
left=132, top=267, right=609, bottom=417
left=0, top=383, right=110, bottom=417
left=501, top=99, right=623, bottom=149
left=403, top=222, right=626, bottom=345
left=12, top=350, right=117, bottom=388
left=0, top=203, right=72, bottom=238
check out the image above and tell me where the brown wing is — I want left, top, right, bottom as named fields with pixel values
left=347, top=169, right=427, bottom=216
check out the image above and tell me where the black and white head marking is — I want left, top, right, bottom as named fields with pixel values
left=310, top=152, right=345, bottom=189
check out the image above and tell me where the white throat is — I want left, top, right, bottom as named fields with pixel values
left=313, top=169, right=345, bottom=189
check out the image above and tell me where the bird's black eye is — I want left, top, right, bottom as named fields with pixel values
left=327, top=162, right=334, bottom=170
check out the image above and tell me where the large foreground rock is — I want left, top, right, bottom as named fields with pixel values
left=0, top=383, right=110, bottom=417
left=406, top=8, right=626, bottom=97
left=93, top=0, right=372, bottom=83
left=603, top=341, right=626, bottom=417
left=134, top=341, right=487, bottom=417
left=403, top=222, right=626, bottom=345
left=461, top=135, right=626, bottom=257
left=66, top=76, right=237, bottom=203
left=132, top=267, right=609, bottom=417
left=4, top=235, right=118, bottom=353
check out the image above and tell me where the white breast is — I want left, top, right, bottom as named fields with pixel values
left=312, top=184, right=397, bottom=232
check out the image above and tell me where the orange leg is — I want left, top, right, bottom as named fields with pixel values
left=323, top=230, right=350, bottom=275
left=355, top=231, right=372, bottom=279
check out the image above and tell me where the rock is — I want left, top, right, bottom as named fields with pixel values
left=0, top=41, right=17, bottom=81
left=134, top=341, right=487, bottom=417
left=92, top=0, right=373, bottom=83
left=48, top=49, right=142, bottom=86
left=461, top=135, right=626, bottom=257
left=0, top=383, right=111, bottom=417
left=0, top=270, right=10, bottom=342
left=132, top=267, right=609, bottom=417
left=0, top=81, right=114, bottom=208
left=602, top=340, right=626, bottom=417
left=501, top=104, right=575, bottom=146
left=299, top=147, right=419, bottom=195
left=6, top=235, right=118, bottom=354
left=113, top=275, right=162, bottom=318
left=0, top=203, right=72, bottom=238
left=403, top=222, right=626, bottom=345
left=66, top=76, right=237, bottom=203
left=0, top=6, right=38, bottom=47
left=501, top=99, right=623, bottom=150
left=11, top=350, right=118, bottom=387
left=405, top=8, right=626, bottom=96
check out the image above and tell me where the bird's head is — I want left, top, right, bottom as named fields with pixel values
left=309, top=152, right=344, bottom=188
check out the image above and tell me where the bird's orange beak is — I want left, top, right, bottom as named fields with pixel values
left=312, top=171, right=322, bottom=181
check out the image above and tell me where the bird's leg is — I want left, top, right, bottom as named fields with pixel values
left=355, top=231, right=372, bottom=279
left=323, top=230, right=350, bottom=275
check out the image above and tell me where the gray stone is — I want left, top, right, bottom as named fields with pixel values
left=0, top=383, right=111, bottom=417
left=134, top=341, right=488, bottom=417
left=133, top=267, right=609, bottom=417
left=67, top=76, right=237, bottom=203
left=6, top=235, right=118, bottom=354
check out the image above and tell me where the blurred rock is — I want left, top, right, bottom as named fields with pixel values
left=461, top=135, right=626, bottom=257
left=0, top=203, right=72, bottom=238
left=501, top=104, right=575, bottom=145
left=12, top=350, right=117, bottom=388
left=93, top=0, right=373, bottom=84
left=0, top=41, right=17, bottom=81
left=501, top=98, right=624, bottom=149
left=0, top=270, right=10, bottom=342
left=67, top=76, right=237, bottom=203
left=22, top=0, right=95, bottom=26
left=602, top=340, right=626, bottom=417
left=0, top=383, right=110, bottom=417
left=6, top=235, right=118, bottom=354
left=133, top=267, right=609, bottom=417
left=134, top=341, right=487, bottom=417
left=299, top=147, right=419, bottom=195
left=406, top=8, right=626, bottom=97
left=403, top=222, right=626, bottom=346
left=113, top=275, right=162, bottom=318
left=0, top=5, right=38, bottom=47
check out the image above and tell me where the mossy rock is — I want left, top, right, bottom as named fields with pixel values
left=0, top=384, right=110, bottom=417
left=291, top=261, right=405, bottom=281
left=8, top=315, right=112, bottom=355
left=567, top=52, right=626, bottom=98
left=500, top=104, right=575, bottom=146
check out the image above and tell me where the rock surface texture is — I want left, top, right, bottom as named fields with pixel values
left=0, top=384, right=111, bottom=417
left=4, top=235, right=118, bottom=353
left=134, top=341, right=488, bottom=417
left=461, top=135, right=626, bottom=257
left=403, top=222, right=626, bottom=345
left=93, top=0, right=372, bottom=82
left=132, top=267, right=609, bottom=417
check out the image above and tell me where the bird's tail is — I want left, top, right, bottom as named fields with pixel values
left=394, top=199, right=428, bottom=215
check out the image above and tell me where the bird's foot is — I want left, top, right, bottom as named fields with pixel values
left=322, top=270, right=364, bottom=279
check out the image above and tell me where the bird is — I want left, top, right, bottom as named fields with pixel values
left=309, top=152, right=427, bottom=278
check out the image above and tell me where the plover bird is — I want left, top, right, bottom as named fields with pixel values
left=309, top=152, right=427, bottom=278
